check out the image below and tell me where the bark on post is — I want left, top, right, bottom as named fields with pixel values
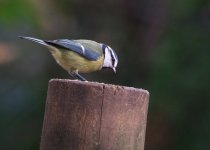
left=40, top=79, right=149, bottom=150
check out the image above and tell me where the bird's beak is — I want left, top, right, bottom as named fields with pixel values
left=112, top=68, right=116, bottom=74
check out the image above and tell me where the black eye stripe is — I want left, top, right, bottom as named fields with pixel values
left=110, top=52, right=115, bottom=66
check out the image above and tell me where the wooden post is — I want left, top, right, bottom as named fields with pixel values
left=40, top=79, right=149, bottom=150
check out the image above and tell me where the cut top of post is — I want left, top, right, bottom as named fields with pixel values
left=49, top=79, right=149, bottom=95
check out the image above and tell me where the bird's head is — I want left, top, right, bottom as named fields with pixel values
left=102, top=44, right=118, bottom=73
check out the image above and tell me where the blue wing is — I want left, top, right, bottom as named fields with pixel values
left=45, top=39, right=102, bottom=61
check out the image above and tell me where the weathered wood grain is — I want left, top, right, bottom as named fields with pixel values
left=40, top=79, right=149, bottom=150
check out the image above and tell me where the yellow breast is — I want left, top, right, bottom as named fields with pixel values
left=49, top=47, right=104, bottom=73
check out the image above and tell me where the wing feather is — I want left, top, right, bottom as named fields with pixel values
left=45, top=39, right=102, bottom=61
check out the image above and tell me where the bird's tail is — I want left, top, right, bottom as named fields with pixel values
left=19, top=36, right=48, bottom=46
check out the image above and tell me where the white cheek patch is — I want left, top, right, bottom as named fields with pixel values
left=107, top=46, right=118, bottom=68
left=110, top=50, right=118, bottom=68
left=114, top=59, right=118, bottom=68
left=103, top=47, right=112, bottom=67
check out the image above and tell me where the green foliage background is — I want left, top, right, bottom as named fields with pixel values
left=0, top=0, right=210, bottom=149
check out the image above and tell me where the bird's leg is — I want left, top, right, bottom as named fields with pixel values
left=68, top=71, right=87, bottom=81
left=74, top=72, right=87, bottom=81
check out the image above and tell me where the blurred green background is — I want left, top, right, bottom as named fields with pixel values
left=1, top=0, right=210, bottom=149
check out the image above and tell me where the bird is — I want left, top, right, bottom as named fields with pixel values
left=19, top=36, right=118, bottom=81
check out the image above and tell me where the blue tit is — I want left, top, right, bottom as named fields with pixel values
left=19, top=36, right=118, bottom=81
